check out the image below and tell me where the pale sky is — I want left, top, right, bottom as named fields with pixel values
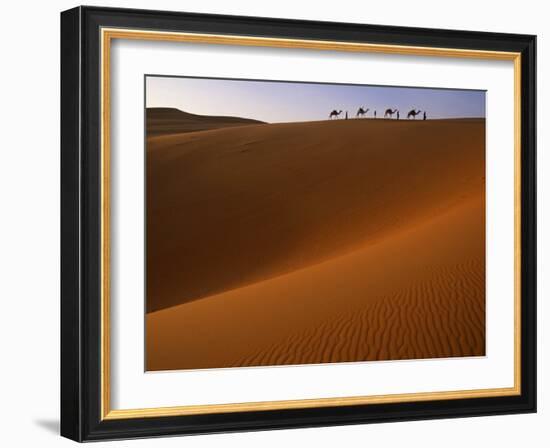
left=146, top=75, right=485, bottom=123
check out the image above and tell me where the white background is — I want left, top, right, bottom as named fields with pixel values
left=112, top=40, right=515, bottom=409
left=0, top=0, right=546, bottom=447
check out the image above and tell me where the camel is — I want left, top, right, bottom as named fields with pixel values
left=384, top=108, right=398, bottom=118
left=356, top=107, right=369, bottom=118
left=329, top=110, right=343, bottom=119
left=407, top=109, right=422, bottom=119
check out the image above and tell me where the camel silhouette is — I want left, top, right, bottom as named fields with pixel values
left=356, top=107, right=369, bottom=118
left=384, top=108, right=398, bottom=118
left=407, top=109, right=422, bottom=119
left=329, top=110, right=343, bottom=119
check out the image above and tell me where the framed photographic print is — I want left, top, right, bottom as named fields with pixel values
left=60, top=6, right=536, bottom=442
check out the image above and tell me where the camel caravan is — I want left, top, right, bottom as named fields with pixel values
left=329, top=107, right=427, bottom=120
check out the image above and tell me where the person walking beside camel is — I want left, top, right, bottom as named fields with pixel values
left=423, top=111, right=427, bottom=120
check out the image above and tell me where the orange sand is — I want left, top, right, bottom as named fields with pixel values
left=145, top=117, right=485, bottom=370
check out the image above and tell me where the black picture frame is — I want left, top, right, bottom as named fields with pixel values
left=61, top=5, right=536, bottom=442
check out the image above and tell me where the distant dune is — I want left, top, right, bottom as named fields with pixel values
left=146, top=107, right=265, bottom=136
left=145, top=117, right=485, bottom=370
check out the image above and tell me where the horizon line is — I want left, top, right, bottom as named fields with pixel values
left=146, top=106, right=486, bottom=124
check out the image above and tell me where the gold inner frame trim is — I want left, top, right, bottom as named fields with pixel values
left=100, top=27, right=522, bottom=420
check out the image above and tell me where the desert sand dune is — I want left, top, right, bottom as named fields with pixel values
left=147, top=118, right=485, bottom=313
left=146, top=117, right=485, bottom=370
left=146, top=194, right=485, bottom=370
left=146, top=107, right=265, bottom=136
